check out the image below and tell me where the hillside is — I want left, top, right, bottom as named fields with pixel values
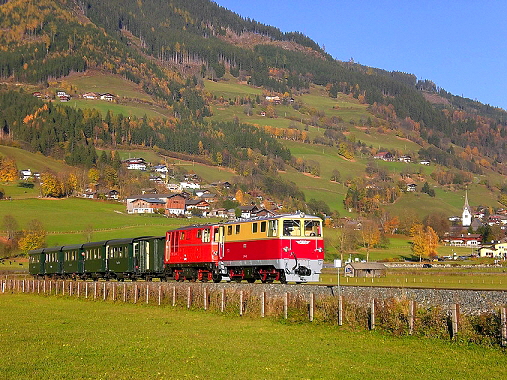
left=1, top=0, right=507, bottom=223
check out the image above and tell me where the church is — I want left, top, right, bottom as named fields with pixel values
left=462, top=191, right=472, bottom=227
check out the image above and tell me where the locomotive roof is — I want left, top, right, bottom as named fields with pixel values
left=221, top=213, right=322, bottom=225
left=168, top=213, right=321, bottom=231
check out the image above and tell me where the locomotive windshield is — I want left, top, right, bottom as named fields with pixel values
left=282, top=219, right=322, bottom=237
left=304, top=220, right=322, bottom=237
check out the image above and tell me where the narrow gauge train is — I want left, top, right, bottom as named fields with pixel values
left=29, top=213, right=324, bottom=284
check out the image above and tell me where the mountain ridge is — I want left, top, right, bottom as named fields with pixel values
left=1, top=0, right=506, bottom=219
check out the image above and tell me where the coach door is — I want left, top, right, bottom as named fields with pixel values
left=137, top=240, right=150, bottom=272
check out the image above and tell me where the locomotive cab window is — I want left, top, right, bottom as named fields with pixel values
left=304, top=220, right=322, bottom=237
left=268, top=220, right=278, bottom=237
left=283, top=220, right=301, bottom=237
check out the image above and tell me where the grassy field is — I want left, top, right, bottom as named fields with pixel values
left=320, top=267, right=507, bottom=290
left=65, top=70, right=154, bottom=101
left=1, top=295, right=505, bottom=379
left=0, top=145, right=71, bottom=175
left=0, top=197, right=212, bottom=247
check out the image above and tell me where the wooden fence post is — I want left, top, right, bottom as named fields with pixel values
left=501, top=307, right=507, bottom=347
left=451, top=303, right=460, bottom=339
left=338, top=295, right=343, bottom=326
left=261, top=292, right=265, bottom=318
left=203, top=287, right=208, bottom=311
left=113, top=282, right=116, bottom=301
left=284, top=292, right=288, bottom=320
left=239, top=291, right=243, bottom=316
left=49, top=280, right=52, bottom=295
left=93, top=282, right=97, bottom=300
left=145, top=284, right=149, bottom=304
left=85, top=282, right=88, bottom=299
left=221, top=288, right=226, bottom=312
left=158, top=284, right=162, bottom=306
left=370, top=299, right=376, bottom=330
left=134, top=284, right=138, bottom=304
left=103, top=282, right=107, bottom=301
left=409, top=300, right=416, bottom=335
left=309, top=293, right=314, bottom=322
left=187, top=286, right=192, bottom=309
left=172, top=286, right=176, bottom=307
left=123, top=283, right=127, bottom=303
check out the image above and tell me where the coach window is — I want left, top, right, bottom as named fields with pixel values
left=235, top=225, right=241, bottom=234
left=260, top=221, right=267, bottom=233
left=227, top=225, right=233, bottom=236
left=252, top=222, right=258, bottom=233
left=202, top=228, right=211, bottom=243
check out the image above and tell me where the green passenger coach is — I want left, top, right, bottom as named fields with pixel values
left=28, top=236, right=166, bottom=281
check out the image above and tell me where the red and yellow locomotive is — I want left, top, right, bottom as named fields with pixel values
left=165, top=213, right=324, bottom=283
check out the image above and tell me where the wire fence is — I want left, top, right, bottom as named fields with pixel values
left=2, top=278, right=507, bottom=347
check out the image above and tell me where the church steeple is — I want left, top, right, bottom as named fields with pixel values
left=462, top=189, right=472, bottom=227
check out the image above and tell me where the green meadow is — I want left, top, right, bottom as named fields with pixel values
left=0, top=197, right=212, bottom=247
left=1, top=295, right=505, bottom=379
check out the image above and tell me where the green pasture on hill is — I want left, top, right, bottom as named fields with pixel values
left=0, top=145, right=71, bottom=175
left=65, top=71, right=154, bottom=101
left=0, top=198, right=210, bottom=246
left=67, top=99, right=170, bottom=119
left=204, top=79, right=263, bottom=98
left=1, top=295, right=505, bottom=379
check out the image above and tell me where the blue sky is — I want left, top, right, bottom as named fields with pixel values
left=215, top=0, right=507, bottom=111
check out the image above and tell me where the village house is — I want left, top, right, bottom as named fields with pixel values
left=128, top=198, right=165, bottom=214
left=185, top=199, right=210, bottom=214
left=406, top=183, right=417, bottom=192
left=239, top=205, right=275, bottom=219
left=373, top=151, right=394, bottom=161
left=200, top=193, right=218, bottom=203
left=166, top=183, right=180, bottom=192
left=166, top=194, right=186, bottom=216
left=442, top=234, right=482, bottom=247
left=180, top=182, right=201, bottom=191
left=82, top=92, right=98, bottom=100
left=265, top=95, right=281, bottom=103
left=479, top=242, right=507, bottom=259
left=419, top=160, right=431, bottom=165
left=487, top=215, right=507, bottom=226
left=398, top=155, right=412, bottom=163
left=19, top=169, right=32, bottom=180
left=123, top=158, right=147, bottom=171
left=204, top=208, right=229, bottom=218
left=82, top=189, right=97, bottom=199
left=100, top=93, right=115, bottom=101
